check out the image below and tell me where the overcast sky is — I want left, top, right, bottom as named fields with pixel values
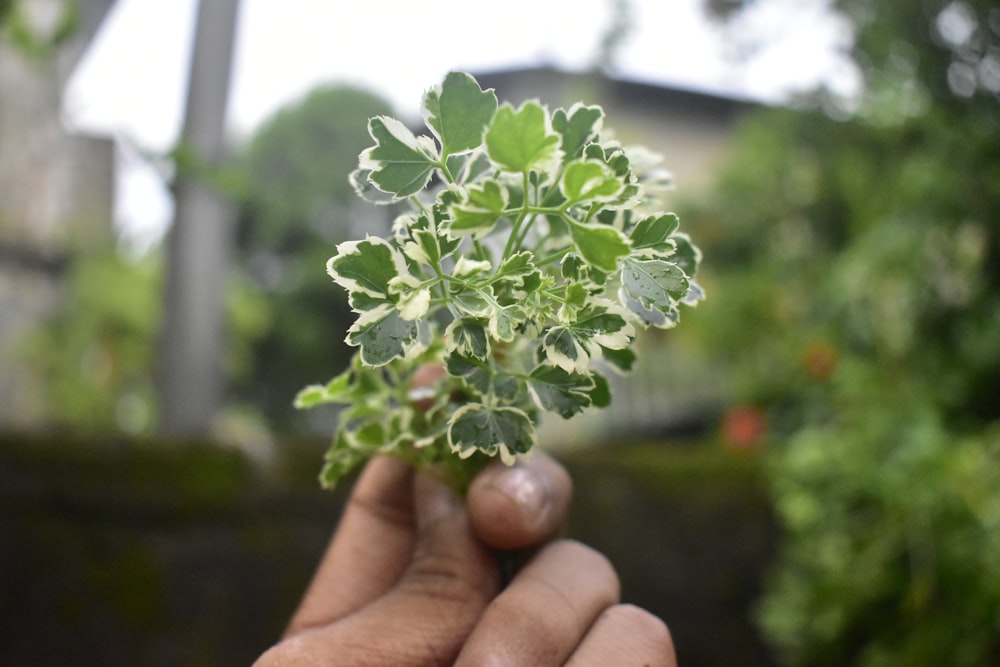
left=62, top=0, right=857, bottom=248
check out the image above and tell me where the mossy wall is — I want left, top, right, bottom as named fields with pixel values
left=0, top=434, right=776, bottom=666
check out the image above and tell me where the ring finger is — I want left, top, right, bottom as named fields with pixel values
left=454, top=539, right=620, bottom=667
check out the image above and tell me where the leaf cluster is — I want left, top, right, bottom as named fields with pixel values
left=297, top=71, right=703, bottom=490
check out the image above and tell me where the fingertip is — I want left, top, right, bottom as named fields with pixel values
left=467, top=452, right=572, bottom=550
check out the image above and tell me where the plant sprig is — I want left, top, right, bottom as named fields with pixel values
left=296, top=71, right=705, bottom=491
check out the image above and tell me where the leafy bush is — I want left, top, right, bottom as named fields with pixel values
left=759, top=386, right=1000, bottom=665
left=19, top=250, right=268, bottom=435
left=678, top=1, right=1000, bottom=661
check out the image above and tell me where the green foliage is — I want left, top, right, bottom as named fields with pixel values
left=1, top=0, right=79, bottom=60
left=760, top=415, right=1000, bottom=666
left=18, top=250, right=161, bottom=434
left=298, top=71, right=703, bottom=490
left=239, top=85, right=395, bottom=248
left=19, top=249, right=269, bottom=435
left=682, top=2, right=1000, bottom=662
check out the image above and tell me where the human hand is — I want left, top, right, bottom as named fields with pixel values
left=254, top=453, right=676, bottom=666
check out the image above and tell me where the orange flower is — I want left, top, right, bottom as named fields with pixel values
left=802, top=342, right=838, bottom=381
left=722, top=405, right=767, bottom=453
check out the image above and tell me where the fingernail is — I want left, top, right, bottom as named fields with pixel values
left=493, top=465, right=547, bottom=517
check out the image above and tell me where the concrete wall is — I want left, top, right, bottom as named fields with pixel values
left=0, top=1, right=116, bottom=427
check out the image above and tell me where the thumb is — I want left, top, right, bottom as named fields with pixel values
left=261, top=472, right=501, bottom=667
left=395, top=471, right=501, bottom=613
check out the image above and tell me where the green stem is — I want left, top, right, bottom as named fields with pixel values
left=502, top=171, right=533, bottom=259
left=536, top=247, right=573, bottom=267
left=437, top=159, right=456, bottom=185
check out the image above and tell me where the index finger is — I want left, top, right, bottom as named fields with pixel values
left=284, top=456, right=417, bottom=636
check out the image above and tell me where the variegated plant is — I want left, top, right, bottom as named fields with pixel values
left=296, top=71, right=704, bottom=490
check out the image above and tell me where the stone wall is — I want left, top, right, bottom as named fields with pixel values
left=0, top=434, right=777, bottom=666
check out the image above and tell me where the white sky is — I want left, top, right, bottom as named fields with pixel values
left=62, top=0, right=857, bottom=249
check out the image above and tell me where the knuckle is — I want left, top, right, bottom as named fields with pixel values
left=403, top=550, right=495, bottom=609
left=253, top=635, right=320, bottom=667
left=604, top=604, right=676, bottom=657
left=551, top=539, right=621, bottom=593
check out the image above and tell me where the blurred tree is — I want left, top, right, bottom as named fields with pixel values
left=230, top=85, right=396, bottom=431
left=593, top=0, right=634, bottom=72
left=683, top=0, right=1000, bottom=663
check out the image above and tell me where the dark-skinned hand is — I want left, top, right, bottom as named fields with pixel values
left=254, top=452, right=676, bottom=666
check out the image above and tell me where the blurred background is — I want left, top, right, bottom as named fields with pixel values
left=1, top=0, right=998, bottom=665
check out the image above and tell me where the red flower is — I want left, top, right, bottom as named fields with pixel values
left=722, top=405, right=767, bottom=453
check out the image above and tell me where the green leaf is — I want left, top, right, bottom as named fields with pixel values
left=621, top=257, right=690, bottom=310
left=485, top=102, right=562, bottom=173
left=494, top=251, right=542, bottom=293
left=349, top=168, right=398, bottom=205
left=619, top=258, right=688, bottom=327
left=293, top=367, right=354, bottom=409
left=468, top=178, right=507, bottom=210
left=528, top=365, right=595, bottom=418
left=453, top=286, right=494, bottom=317
left=599, top=346, right=636, bottom=373
left=588, top=371, right=611, bottom=408
left=448, top=404, right=536, bottom=465
left=404, top=227, right=441, bottom=265
left=327, top=237, right=407, bottom=299
left=496, top=251, right=535, bottom=278
left=388, top=275, right=431, bottom=321
left=452, top=257, right=493, bottom=279
left=682, top=280, right=707, bottom=307
left=670, top=232, right=702, bottom=276
left=561, top=160, right=624, bottom=203
left=423, top=71, right=498, bottom=158
left=360, top=116, right=438, bottom=198
left=630, top=213, right=680, bottom=250
left=445, top=353, right=492, bottom=395
left=552, top=103, right=604, bottom=159
left=489, top=304, right=527, bottom=342
left=446, top=318, right=490, bottom=360
left=563, top=282, right=590, bottom=311
left=293, top=385, right=331, bottom=409
left=568, top=221, right=631, bottom=273
left=347, top=418, right=388, bottom=450
left=542, top=326, right=589, bottom=374
left=348, top=290, right=391, bottom=313
left=347, top=306, right=423, bottom=366
left=449, top=179, right=509, bottom=237
left=319, top=431, right=368, bottom=489
left=571, top=307, right=634, bottom=350
left=561, top=254, right=587, bottom=281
